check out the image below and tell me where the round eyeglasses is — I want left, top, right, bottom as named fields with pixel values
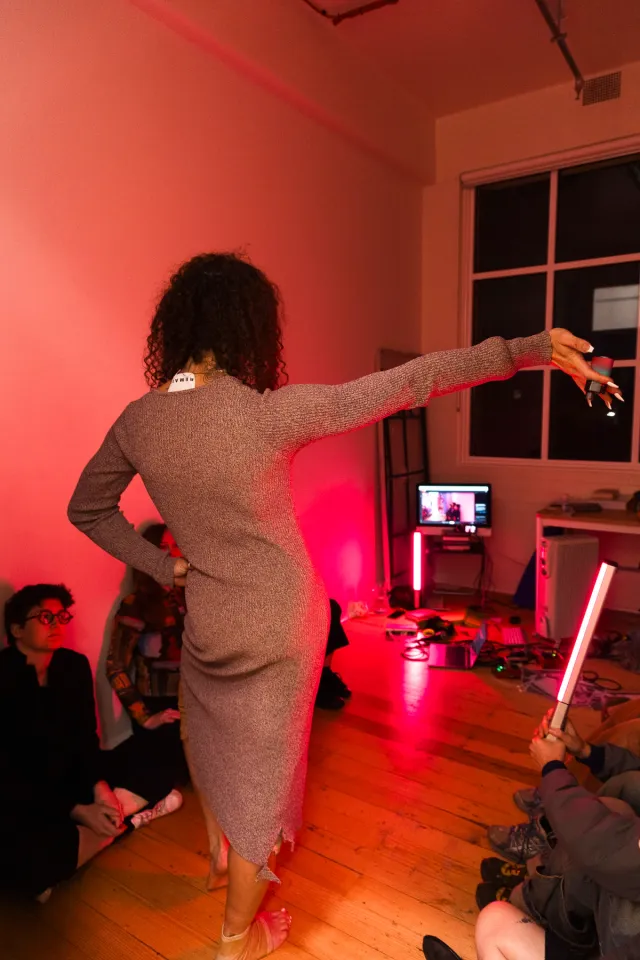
left=26, top=609, right=74, bottom=626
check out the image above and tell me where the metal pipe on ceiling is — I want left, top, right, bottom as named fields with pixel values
left=533, top=0, right=584, bottom=98
left=301, top=0, right=399, bottom=26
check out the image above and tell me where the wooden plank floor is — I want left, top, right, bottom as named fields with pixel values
left=2, top=611, right=639, bottom=960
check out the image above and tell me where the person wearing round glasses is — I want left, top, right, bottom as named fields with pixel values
left=0, top=583, right=183, bottom=902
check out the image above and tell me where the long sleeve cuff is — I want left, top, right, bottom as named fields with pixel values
left=509, top=331, right=552, bottom=369
left=542, top=760, right=566, bottom=777
left=577, top=743, right=606, bottom=775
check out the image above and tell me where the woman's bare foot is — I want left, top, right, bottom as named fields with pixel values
left=216, top=908, right=292, bottom=960
left=207, top=837, right=230, bottom=891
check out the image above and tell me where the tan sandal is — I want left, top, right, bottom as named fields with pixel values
left=216, top=909, right=291, bottom=960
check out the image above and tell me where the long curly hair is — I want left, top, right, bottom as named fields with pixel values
left=144, top=252, right=287, bottom=393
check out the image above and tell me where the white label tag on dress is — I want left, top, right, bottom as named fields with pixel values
left=167, top=372, right=196, bottom=392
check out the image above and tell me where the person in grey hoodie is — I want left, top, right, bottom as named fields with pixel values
left=423, top=710, right=640, bottom=960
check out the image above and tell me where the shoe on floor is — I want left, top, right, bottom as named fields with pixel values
left=315, top=686, right=346, bottom=710
left=513, top=786, right=543, bottom=816
left=487, top=818, right=549, bottom=863
left=130, top=789, right=183, bottom=830
left=422, top=935, right=463, bottom=960
left=480, top=857, right=527, bottom=885
left=322, top=666, right=352, bottom=699
left=315, top=670, right=347, bottom=709
left=476, top=881, right=513, bottom=911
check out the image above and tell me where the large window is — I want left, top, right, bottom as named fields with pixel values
left=465, top=153, right=640, bottom=465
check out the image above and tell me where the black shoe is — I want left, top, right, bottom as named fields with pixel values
left=322, top=666, right=352, bottom=699
left=422, top=936, right=462, bottom=960
left=476, top=881, right=513, bottom=911
left=480, top=857, right=527, bottom=885
left=315, top=685, right=345, bottom=710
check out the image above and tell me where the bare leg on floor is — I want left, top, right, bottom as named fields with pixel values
left=215, top=846, right=291, bottom=960
left=76, top=824, right=126, bottom=869
left=475, top=902, right=545, bottom=960
left=113, top=787, right=147, bottom=817
left=76, top=785, right=152, bottom=868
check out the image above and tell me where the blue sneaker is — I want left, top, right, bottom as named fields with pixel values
left=487, top=818, right=550, bottom=864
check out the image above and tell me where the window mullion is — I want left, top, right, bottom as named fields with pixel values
left=541, top=170, right=558, bottom=462
left=459, top=186, right=475, bottom=463
left=630, top=289, right=640, bottom=462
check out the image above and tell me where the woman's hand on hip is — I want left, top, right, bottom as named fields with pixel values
left=173, top=556, right=191, bottom=587
left=549, top=328, right=622, bottom=407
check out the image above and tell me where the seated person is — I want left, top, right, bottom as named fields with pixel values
left=511, top=697, right=640, bottom=824
left=445, top=502, right=461, bottom=524
left=106, top=522, right=188, bottom=782
left=422, top=709, right=640, bottom=960
left=1, top=583, right=182, bottom=902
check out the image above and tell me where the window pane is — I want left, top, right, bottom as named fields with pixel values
left=553, top=262, right=640, bottom=360
left=556, top=155, right=640, bottom=262
left=549, top=367, right=634, bottom=462
left=470, top=371, right=543, bottom=458
left=474, top=174, right=550, bottom=273
left=473, top=274, right=546, bottom=344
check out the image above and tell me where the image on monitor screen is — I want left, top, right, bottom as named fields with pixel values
left=416, top=484, right=491, bottom=528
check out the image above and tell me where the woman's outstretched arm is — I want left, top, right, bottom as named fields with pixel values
left=260, top=329, right=603, bottom=452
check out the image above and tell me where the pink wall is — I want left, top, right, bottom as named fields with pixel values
left=423, top=62, right=640, bottom=610
left=1, top=0, right=423, bottom=742
left=133, top=0, right=434, bottom=182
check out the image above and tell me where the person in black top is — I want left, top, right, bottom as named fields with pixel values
left=0, top=583, right=182, bottom=901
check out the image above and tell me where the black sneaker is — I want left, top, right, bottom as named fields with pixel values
left=315, top=683, right=345, bottom=710
left=480, top=857, right=527, bottom=885
left=476, top=881, right=513, bottom=911
left=487, top=818, right=549, bottom=864
left=322, top=666, right=352, bottom=699
left=422, top=936, right=462, bottom=960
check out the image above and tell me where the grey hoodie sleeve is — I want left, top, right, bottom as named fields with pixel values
left=539, top=766, right=640, bottom=902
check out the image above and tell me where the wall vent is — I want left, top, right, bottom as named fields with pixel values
left=583, top=71, right=622, bottom=106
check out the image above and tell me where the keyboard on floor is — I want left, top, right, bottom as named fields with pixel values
left=500, top=626, right=527, bottom=646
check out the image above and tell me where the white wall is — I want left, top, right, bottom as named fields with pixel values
left=423, top=62, right=640, bottom=610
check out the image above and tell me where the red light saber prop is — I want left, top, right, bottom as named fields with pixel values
left=547, top=560, right=617, bottom=739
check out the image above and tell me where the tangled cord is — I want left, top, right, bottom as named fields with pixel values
left=391, top=608, right=636, bottom=705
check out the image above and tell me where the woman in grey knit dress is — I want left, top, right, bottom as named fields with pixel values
left=68, top=252, right=614, bottom=960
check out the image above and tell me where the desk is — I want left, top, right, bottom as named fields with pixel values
left=536, top=508, right=640, bottom=545
left=535, top=508, right=640, bottom=639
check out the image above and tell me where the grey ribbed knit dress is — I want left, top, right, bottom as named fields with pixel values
left=68, top=332, right=551, bottom=878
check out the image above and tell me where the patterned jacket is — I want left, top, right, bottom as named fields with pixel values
left=106, top=587, right=185, bottom=725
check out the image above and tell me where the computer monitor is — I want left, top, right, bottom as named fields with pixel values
left=416, top=483, right=492, bottom=531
